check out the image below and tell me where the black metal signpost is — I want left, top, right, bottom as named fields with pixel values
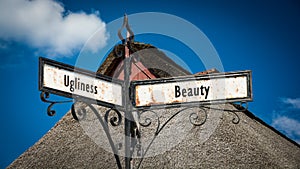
left=39, top=15, right=252, bottom=169
left=121, top=15, right=135, bottom=169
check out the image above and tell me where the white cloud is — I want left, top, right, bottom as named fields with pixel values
left=281, top=98, right=300, bottom=109
left=272, top=116, right=300, bottom=141
left=0, top=0, right=108, bottom=57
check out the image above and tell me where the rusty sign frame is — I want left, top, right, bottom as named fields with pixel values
left=39, top=57, right=124, bottom=110
left=130, top=70, right=252, bottom=110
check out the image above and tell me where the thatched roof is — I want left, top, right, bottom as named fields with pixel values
left=8, top=43, right=300, bottom=168
left=8, top=104, right=300, bottom=168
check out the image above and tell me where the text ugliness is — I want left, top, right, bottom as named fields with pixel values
left=64, top=75, right=98, bottom=94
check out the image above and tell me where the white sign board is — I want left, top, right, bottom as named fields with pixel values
left=131, top=71, right=252, bottom=108
left=39, top=58, right=123, bottom=108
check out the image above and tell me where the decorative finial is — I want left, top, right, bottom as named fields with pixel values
left=118, top=14, right=134, bottom=44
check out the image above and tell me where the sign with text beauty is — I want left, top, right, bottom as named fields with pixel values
left=130, top=71, right=252, bottom=108
left=39, top=57, right=123, bottom=108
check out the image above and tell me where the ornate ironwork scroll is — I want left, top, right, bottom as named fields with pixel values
left=71, top=100, right=123, bottom=169
left=135, top=103, right=247, bottom=168
left=40, top=91, right=73, bottom=116
left=40, top=92, right=247, bottom=169
left=135, top=106, right=205, bottom=168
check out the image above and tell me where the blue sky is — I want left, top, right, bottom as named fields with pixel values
left=1, top=0, right=300, bottom=167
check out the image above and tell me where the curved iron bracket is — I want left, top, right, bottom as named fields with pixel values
left=135, top=103, right=248, bottom=168
left=71, top=101, right=123, bottom=169
left=40, top=92, right=72, bottom=116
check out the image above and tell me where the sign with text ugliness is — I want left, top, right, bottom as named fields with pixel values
left=130, top=71, right=252, bottom=109
left=39, top=57, right=123, bottom=108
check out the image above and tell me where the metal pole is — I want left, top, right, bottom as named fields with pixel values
left=124, top=31, right=132, bottom=169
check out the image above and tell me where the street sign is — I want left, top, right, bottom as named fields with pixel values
left=38, top=15, right=254, bottom=169
left=130, top=70, right=252, bottom=109
left=39, top=57, right=123, bottom=108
